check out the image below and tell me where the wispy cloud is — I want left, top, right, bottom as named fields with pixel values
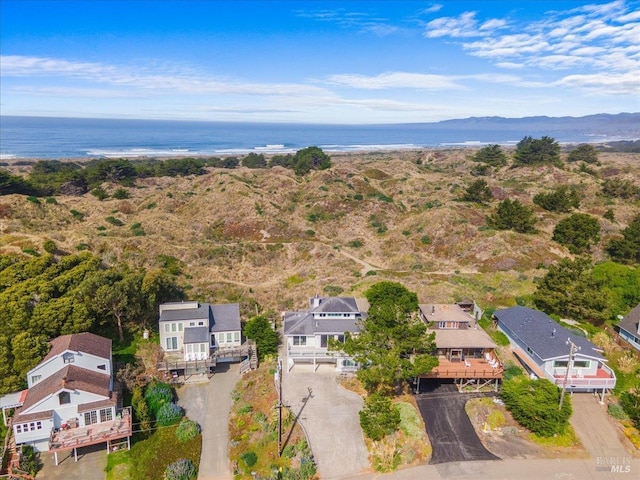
left=423, top=0, right=640, bottom=95
left=420, top=4, right=443, bottom=14
left=326, top=72, right=462, bottom=90
left=0, top=55, right=330, bottom=97
left=295, top=8, right=399, bottom=36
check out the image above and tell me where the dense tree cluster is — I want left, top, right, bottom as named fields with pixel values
left=533, top=257, right=613, bottom=325
left=607, top=214, right=640, bottom=263
left=533, top=185, right=580, bottom=212
left=0, top=253, right=182, bottom=394
left=514, top=136, right=562, bottom=167
left=337, top=281, right=437, bottom=396
left=242, top=314, right=280, bottom=361
left=0, top=146, right=332, bottom=197
left=486, top=199, right=537, bottom=233
left=552, top=213, right=600, bottom=254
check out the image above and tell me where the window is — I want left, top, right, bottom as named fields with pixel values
left=31, top=374, right=42, bottom=384
left=293, top=336, right=307, bottom=346
left=16, top=424, right=22, bottom=434
left=63, top=353, right=74, bottom=364
left=554, top=360, right=569, bottom=368
left=84, top=410, right=98, bottom=425
left=99, top=408, right=113, bottom=423
left=189, top=321, right=196, bottom=327
left=233, top=331, right=240, bottom=342
left=226, top=332, right=233, bottom=342
left=198, top=321, right=205, bottom=326
left=97, top=364, right=106, bottom=371
left=336, top=335, right=345, bottom=343
left=166, top=337, right=178, bottom=350
left=59, top=392, right=71, bottom=405
left=199, top=343, right=207, bottom=353
left=526, top=347, right=534, bottom=355
left=164, top=323, right=171, bottom=333
left=573, top=360, right=590, bottom=369
left=15, top=422, right=40, bottom=434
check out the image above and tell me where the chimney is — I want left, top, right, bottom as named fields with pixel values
left=431, top=305, right=435, bottom=315
left=311, top=295, right=321, bottom=309
left=552, top=328, right=556, bottom=337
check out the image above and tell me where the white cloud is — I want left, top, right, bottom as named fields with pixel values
left=425, top=12, right=482, bottom=38
left=480, top=18, right=508, bottom=30
left=420, top=4, right=443, bottom=14
left=326, top=72, right=461, bottom=90
left=555, top=71, right=640, bottom=94
left=0, top=55, right=330, bottom=97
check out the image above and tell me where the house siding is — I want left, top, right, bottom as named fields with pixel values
left=619, top=327, right=640, bottom=351
left=28, top=352, right=112, bottom=388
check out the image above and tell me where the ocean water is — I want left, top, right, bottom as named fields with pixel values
left=0, top=115, right=628, bottom=160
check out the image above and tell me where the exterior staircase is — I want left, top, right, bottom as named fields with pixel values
left=240, top=341, right=259, bottom=375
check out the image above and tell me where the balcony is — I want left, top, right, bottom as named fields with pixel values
left=421, top=355, right=503, bottom=379
left=48, top=407, right=132, bottom=453
left=552, top=363, right=616, bottom=389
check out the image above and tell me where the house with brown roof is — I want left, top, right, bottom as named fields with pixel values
left=417, top=301, right=503, bottom=392
left=4, top=332, right=131, bottom=459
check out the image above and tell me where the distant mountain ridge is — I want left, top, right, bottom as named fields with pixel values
left=427, top=112, right=640, bottom=139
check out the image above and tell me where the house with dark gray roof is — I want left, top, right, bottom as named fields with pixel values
left=616, top=303, right=640, bottom=351
left=283, top=296, right=368, bottom=372
left=494, top=306, right=615, bottom=396
left=0, top=333, right=132, bottom=458
left=159, top=301, right=242, bottom=361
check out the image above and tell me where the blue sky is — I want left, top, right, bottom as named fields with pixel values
left=1, top=0, right=639, bottom=123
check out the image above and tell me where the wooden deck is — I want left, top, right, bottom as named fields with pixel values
left=420, top=356, right=503, bottom=379
left=48, top=407, right=132, bottom=453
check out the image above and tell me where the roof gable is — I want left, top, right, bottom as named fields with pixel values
left=617, top=303, right=640, bottom=337
left=19, top=365, right=111, bottom=415
left=210, top=303, right=241, bottom=332
left=43, top=332, right=112, bottom=362
left=312, top=297, right=361, bottom=314
left=494, top=306, right=604, bottom=361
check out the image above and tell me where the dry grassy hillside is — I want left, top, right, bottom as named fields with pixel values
left=1, top=149, right=639, bottom=312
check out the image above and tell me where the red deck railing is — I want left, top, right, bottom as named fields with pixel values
left=48, top=407, right=131, bottom=452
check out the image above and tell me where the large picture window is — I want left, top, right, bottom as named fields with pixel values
left=166, top=337, right=178, bottom=350
left=99, top=408, right=113, bottom=423
left=84, top=410, right=98, bottom=425
left=293, top=336, right=307, bottom=346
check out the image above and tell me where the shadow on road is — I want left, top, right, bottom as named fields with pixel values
left=283, top=386, right=314, bottom=451
left=415, top=383, right=500, bottom=465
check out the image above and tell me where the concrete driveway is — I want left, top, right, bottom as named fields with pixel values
left=282, top=364, right=370, bottom=479
left=570, top=393, right=634, bottom=459
left=415, top=383, right=500, bottom=465
left=176, top=363, right=239, bottom=480
left=39, top=443, right=107, bottom=480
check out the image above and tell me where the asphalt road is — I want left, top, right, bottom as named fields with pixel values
left=415, top=383, right=500, bottom=465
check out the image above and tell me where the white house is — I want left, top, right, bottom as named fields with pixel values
left=2, top=332, right=131, bottom=458
left=616, top=303, right=640, bottom=351
left=283, top=296, right=368, bottom=372
left=158, top=301, right=242, bottom=361
left=494, top=306, right=616, bottom=399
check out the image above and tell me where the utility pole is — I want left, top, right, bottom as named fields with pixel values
left=275, top=358, right=283, bottom=456
left=559, top=338, right=580, bottom=410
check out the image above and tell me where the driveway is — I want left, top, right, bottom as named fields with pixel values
left=38, top=443, right=107, bottom=480
left=282, top=364, right=370, bottom=479
left=176, top=363, right=239, bottom=480
left=570, top=393, right=633, bottom=459
left=414, top=383, right=500, bottom=465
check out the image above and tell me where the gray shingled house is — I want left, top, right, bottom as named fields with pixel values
left=159, top=301, right=242, bottom=361
left=616, top=303, right=640, bottom=351
left=494, top=306, right=615, bottom=398
left=283, top=296, right=368, bottom=372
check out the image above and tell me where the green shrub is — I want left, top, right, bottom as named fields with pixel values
left=164, top=458, right=197, bottom=480
left=97, top=225, right=107, bottom=231
left=608, top=402, right=629, bottom=421
left=146, top=202, right=157, bottom=209
left=145, top=381, right=174, bottom=416
left=112, top=187, right=131, bottom=199
left=45, top=197, right=58, bottom=204
left=240, top=451, right=258, bottom=468
left=105, top=216, right=124, bottom=226
left=359, top=393, right=401, bottom=441
left=27, top=196, right=41, bottom=205
left=500, top=377, right=571, bottom=437
left=19, top=444, right=40, bottom=476
left=22, top=248, right=40, bottom=256
left=70, top=209, right=84, bottom=220
left=156, top=402, right=184, bottom=426
left=91, top=186, right=109, bottom=201
left=75, top=243, right=90, bottom=251
left=503, top=363, right=524, bottom=380
left=175, top=418, right=201, bottom=442
left=347, top=239, right=363, bottom=248
left=420, top=235, right=432, bottom=245
left=42, top=239, right=57, bottom=254
left=323, top=285, right=344, bottom=296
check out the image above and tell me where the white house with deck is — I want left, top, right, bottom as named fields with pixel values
left=283, top=295, right=368, bottom=372
left=0, top=332, right=131, bottom=462
left=494, top=306, right=616, bottom=399
left=158, top=301, right=242, bottom=361
left=616, top=303, right=640, bottom=351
